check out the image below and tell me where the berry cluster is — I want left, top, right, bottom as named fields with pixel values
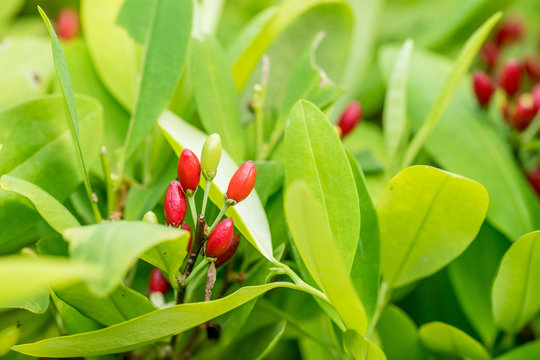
left=472, top=17, right=540, bottom=196
left=148, top=134, right=257, bottom=296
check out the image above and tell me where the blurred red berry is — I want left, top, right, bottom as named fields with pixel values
left=164, top=180, right=186, bottom=227
left=177, top=149, right=201, bottom=193
left=495, top=18, right=524, bottom=47
left=56, top=7, right=79, bottom=40
left=215, top=233, right=241, bottom=267
left=511, top=94, right=536, bottom=130
left=182, top=223, right=193, bottom=253
left=148, top=268, right=170, bottom=295
left=338, top=101, right=362, bottom=137
left=226, top=161, right=257, bottom=203
left=499, top=60, right=522, bottom=97
left=525, top=56, right=540, bottom=81
left=206, top=218, right=234, bottom=257
left=473, top=71, right=494, bottom=107
left=528, top=169, right=540, bottom=196
left=480, top=43, right=499, bottom=70
left=532, top=84, right=540, bottom=112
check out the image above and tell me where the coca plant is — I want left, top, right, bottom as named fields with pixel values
left=0, top=1, right=539, bottom=360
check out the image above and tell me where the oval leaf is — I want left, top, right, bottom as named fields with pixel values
left=419, top=321, right=491, bottom=360
left=284, top=100, right=360, bottom=272
left=1, top=175, right=80, bottom=233
left=285, top=181, right=367, bottom=334
left=377, top=165, right=489, bottom=288
left=64, top=221, right=188, bottom=296
left=158, top=110, right=273, bottom=261
left=13, top=282, right=295, bottom=357
left=492, top=230, right=540, bottom=335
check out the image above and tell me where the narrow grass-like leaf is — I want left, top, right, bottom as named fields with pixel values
left=158, top=110, right=273, bottom=261
left=378, top=166, right=489, bottom=288
left=492, top=231, right=540, bottom=335
left=1, top=175, right=79, bottom=233
left=13, top=282, right=297, bottom=357
left=191, top=36, right=245, bottom=162
left=402, top=12, right=501, bottom=167
left=63, top=221, right=189, bottom=296
left=38, top=7, right=101, bottom=223
left=383, top=39, right=413, bottom=170
left=284, top=100, right=360, bottom=272
left=419, top=322, right=491, bottom=360
left=285, top=181, right=367, bottom=333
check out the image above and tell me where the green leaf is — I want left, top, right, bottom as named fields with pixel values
left=0, top=36, right=54, bottom=109
left=55, top=283, right=156, bottom=327
left=0, top=256, right=98, bottom=309
left=343, top=330, right=387, bottom=360
left=495, top=340, right=540, bottom=360
left=448, top=223, right=509, bottom=347
left=190, top=35, right=245, bottom=162
left=1, top=290, right=49, bottom=314
left=402, top=12, right=502, bottom=167
left=492, top=231, right=540, bottom=335
left=1, top=175, right=80, bottom=233
left=51, top=292, right=102, bottom=334
left=64, top=221, right=188, bottom=296
left=222, top=320, right=287, bottom=360
left=118, top=0, right=193, bottom=158
left=348, top=153, right=380, bottom=321
left=382, top=39, right=412, bottom=169
left=158, top=110, right=273, bottom=261
left=284, top=100, right=360, bottom=272
left=39, top=7, right=101, bottom=222
left=252, top=160, right=284, bottom=206
left=377, top=165, right=489, bottom=288
left=379, top=46, right=540, bottom=242
left=231, top=0, right=351, bottom=91
left=13, top=282, right=296, bottom=357
left=419, top=321, right=491, bottom=360
left=284, top=181, right=367, bottom=333
left=378, top=305, right=427, bottom=360
left=81, top=0, right=139, bottom=108
left=0, top=95, right=102, bottom=253
left=116, top=0, right=154, bottom=44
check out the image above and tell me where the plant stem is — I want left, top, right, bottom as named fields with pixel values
left=209, top=203, right=230, bottom=230
left=274, top=261, right=330, bottom=304
left=366, top=281, right=391, bottom=337
left=100, top=146, right=114, bottom=218
left=187, top=194, right=198, bottom=226
left=183, top=257, right=213, bottom=286
left=177, top=215, right=206, bottom=304
left=201, top=179, right=212, bottom=217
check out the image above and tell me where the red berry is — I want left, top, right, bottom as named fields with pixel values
left=473, top=71, right=494, bottom=107
left=338, top=101, right=362, bottom=137
left=226, top=161, right=257, bottom=203
left=525, top=56, right=540, bottom=81
left=532, top=84, right=540, bottom=112
left=511, top=94, right=536, bottom=130
left=56, top=7, right=79, bottom=41
left=206, top=218, right=234, bottom=257
left=182, top=223, right=193, bottom=253
left=164, top=180, right=186, bottom=227
left=177, top=149, right=201, bottom=193
left=499, top=60, right=522, bottom=97
left=480, top=43, right=499, bottom=70
left=148, top=267, right=170, bottom=294
left=528, top=169, right=540, bottom=196
left=215, top=233, right=241, bottom=267
left=495, top=18, right=524, bottom=47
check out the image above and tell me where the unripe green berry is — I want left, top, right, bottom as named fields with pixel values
left=143, top=211, right=158, bottom=224
left=201, top=134, right=222, bottom=181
